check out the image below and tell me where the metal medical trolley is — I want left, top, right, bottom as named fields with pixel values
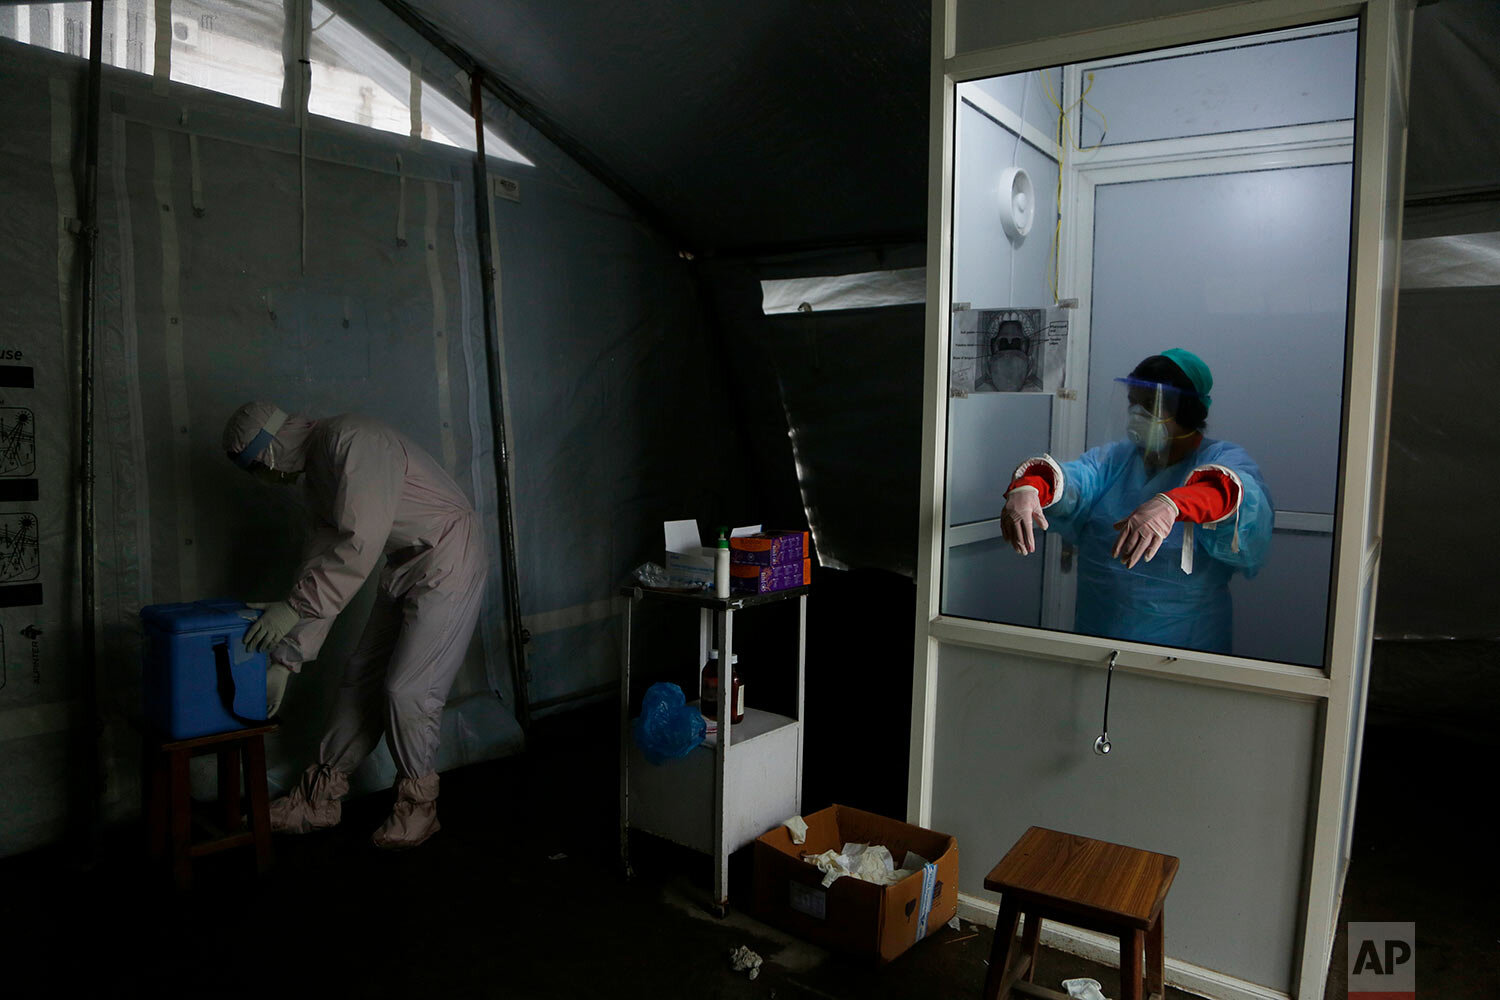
left=618, top=584, right=808, bottom=914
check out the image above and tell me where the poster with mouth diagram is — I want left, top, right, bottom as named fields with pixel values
left=950, top=307, right=1068, bottom=396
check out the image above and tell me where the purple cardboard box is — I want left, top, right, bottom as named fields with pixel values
left=729, top=530, right=808, bottom=568
left=730, top=559, right=812, bottom=595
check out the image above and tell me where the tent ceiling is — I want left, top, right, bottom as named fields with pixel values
left=400, top=0, right=1495, bottom=255
left=400, top=0, right=930, bottom=255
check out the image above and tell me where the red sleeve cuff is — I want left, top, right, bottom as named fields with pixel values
left=1008, top=473, right=1054, bottom=506
left=1165, top=470, right=1236, bottom=523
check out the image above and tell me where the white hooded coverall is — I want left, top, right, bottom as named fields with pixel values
left=226, top=406, right=488, bottom=782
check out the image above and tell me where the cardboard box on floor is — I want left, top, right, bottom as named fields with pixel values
left=753, top=804, right=958, bottom=964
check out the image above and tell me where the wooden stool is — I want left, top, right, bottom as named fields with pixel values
left=981, top=827, right=1178, bottom=1000
left=143, top=724, right=277, bottom=890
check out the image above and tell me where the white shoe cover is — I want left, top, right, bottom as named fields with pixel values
left=370, top=773, right=441, bottom=849
left=269, top=764, right=348, bottom=834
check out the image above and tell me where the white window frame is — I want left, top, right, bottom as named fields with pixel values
left=912, top=3, right=1412, bottom=998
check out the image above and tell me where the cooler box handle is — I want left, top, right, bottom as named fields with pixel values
left=212, top=638, right=270, bottom=727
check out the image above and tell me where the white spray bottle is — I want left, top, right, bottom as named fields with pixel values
left=715, top=528, right=731, bottom=598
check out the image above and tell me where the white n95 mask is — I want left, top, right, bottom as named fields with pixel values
left=1126, top=404, right=1170, bottom=453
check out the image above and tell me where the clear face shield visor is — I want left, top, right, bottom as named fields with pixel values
left=1106, top=377, right=1196, bottom=463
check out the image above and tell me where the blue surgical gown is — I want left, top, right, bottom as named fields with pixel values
left=1047, top=437, right=1274, bottom=654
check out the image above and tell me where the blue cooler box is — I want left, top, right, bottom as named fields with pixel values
left=142, top=599, right=269, bottom=739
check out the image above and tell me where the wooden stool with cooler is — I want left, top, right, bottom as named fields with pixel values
left=140, top=599, right=279, bottom=890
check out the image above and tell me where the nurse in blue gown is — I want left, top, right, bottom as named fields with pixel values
left=1000, top=349, right=1274, bottom=654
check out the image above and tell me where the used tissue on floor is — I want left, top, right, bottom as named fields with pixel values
left=753, top=804, right=958, bottom=964
left=1063, top=978, right=1109, bottom=1000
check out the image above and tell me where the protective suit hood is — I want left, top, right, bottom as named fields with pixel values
left=223, top=401, right=318, bottom=473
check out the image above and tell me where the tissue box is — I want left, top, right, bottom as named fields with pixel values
left=664, top=519, right=767, bottom=587
left=730, top=530, right=809, bottom=567
left=730, top=559, right=811, bottom=595
left=664, top=548, right=715, bottom=586
left=753, top=804, right=958, bottom=964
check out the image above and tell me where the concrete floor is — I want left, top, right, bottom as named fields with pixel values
left=0, top=709, right=1490, bottom=998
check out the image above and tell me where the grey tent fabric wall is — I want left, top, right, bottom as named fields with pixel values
left=1405, top=0, right=1500, bottom=201
left=1377, top=283, right=1500, bottom=640
left=0, top=0, right=740, bottom=853
left=702, top=245, right=927, bottom=579
left=94, top=97, right=521, bottom=800
left=487, top=168, right=746, bottom=714
left=0, top=48, right=89, bottom=858
left=758, top=303, right=925, bottom=578
left=1367, top=0, right=1500, bottom=713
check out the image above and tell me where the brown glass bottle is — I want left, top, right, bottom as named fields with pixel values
left=700, top=651, right=745, bottom=724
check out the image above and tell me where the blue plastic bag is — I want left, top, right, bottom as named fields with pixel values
left=632, top=682, right=707, bottom=765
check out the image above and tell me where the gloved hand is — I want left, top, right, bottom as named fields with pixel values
left=1111, top=494, right=1179, bottom=569
left=1001, top=487, right=1049, bottom=555
left=243, top=600, right=298, bottom=653
left=266, top=664, right=292, bottom=717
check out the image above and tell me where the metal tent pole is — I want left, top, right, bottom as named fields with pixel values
left=470, top=71, right=532, bottom=733
left=75, top=0, right=107, bottom=857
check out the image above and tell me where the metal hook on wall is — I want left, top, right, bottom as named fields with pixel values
left=1094, top=650, right=1118, bottom=756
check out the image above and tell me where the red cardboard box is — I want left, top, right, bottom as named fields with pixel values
left=753, top=804, right=958, bottom=964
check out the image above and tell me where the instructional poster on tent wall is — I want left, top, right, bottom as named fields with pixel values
left=949, top=307, right=1068, bottom=396
left=0, top=355, right=45, bottom=695
left=0, top=360, right=42, bottom=611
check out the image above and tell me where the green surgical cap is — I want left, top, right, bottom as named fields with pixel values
left=1162, top=348, right=1212, bottom=409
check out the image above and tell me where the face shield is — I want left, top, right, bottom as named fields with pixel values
left=1106, top=376, right=1196, bottom=464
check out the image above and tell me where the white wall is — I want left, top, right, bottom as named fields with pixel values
left=970, top=71, right=1058, bottom=144
left=951, top=84, right=1059, bottom=309
left=943, top=77, right=1062, bottom=625
left=932, top=643, right=1319, bottom=991
left=1077, top=26, right=1357, bottom=146
left=1086, top=164, right=1352, bottom=665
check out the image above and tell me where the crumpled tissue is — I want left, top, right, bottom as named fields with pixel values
left=783, top=816, right=808, bottom=845
left=729, top=945, right=763, bottom=980
left=1062, top=978, right=1109, bottom=1000
left=804, top=843, right=929, bottom=888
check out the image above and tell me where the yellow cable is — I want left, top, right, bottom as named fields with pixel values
left=1036, top=69, right=1109, bottom=299
left=1040, top=70, right=1069, bottom=300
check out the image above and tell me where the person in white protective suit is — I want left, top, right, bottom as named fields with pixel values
left=222, top=401, right=488, bottom=849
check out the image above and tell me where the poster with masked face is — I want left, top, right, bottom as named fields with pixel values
left=949, top=307, right=1067, bottom=395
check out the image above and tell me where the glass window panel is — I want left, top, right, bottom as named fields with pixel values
left=309, top=0, right=411, bottom=138
left=309, top=0, right=531, bottom=164
left=1078, top=24, right=1358, bottom=147
left=941, top=23, right=1358, bottom=667
left=169, top=0, right=285, bottom=107
left=1, top=1, right=157, bottom=74
left=419, top=82, right=532, bottom=165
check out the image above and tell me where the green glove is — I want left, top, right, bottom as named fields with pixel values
left=244, top=601, right=299, bottom=653
left=266, top=664, right=292, bottom=716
